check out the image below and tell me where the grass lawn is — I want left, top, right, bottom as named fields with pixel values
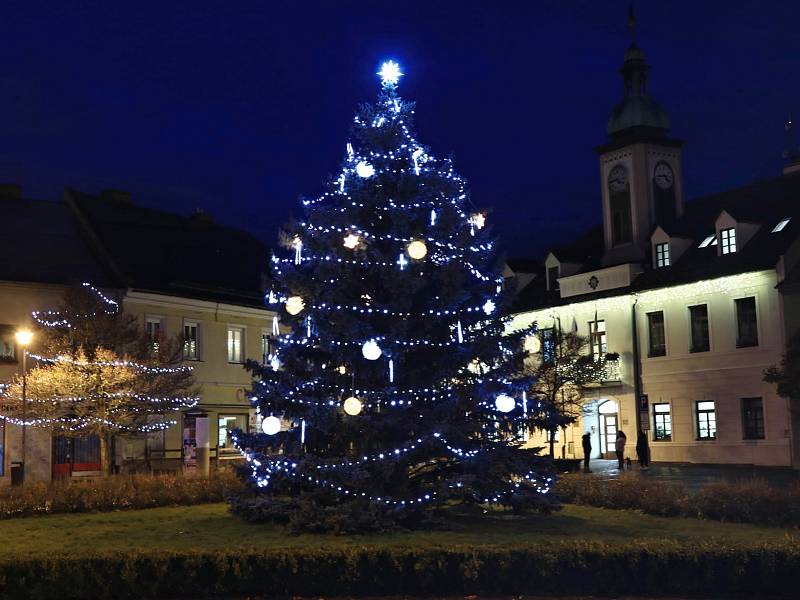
left=0, top=502, right=794, bottom=557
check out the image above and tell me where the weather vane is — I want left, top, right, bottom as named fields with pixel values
left=377, top=60, right=403, bottom=89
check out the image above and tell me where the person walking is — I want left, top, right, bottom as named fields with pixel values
left=582, top=432, right=592, bottom=473
left=615, top=430, right=627, bottom=470
left=636, top=431, right=650, bottom=469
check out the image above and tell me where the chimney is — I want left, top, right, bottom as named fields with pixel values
left=0, top=183, right=22, bottom=199
left=100, top=188, right=131, bottom=203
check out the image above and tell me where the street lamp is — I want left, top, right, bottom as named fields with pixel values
left=15, top=329, right=33, bottom=484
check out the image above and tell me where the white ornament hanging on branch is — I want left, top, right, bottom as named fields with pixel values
left=272, top=315, right=280, bottom=336
left=262, top=415, right=281, bottom=435
left=292, top=236, right=303, bottom=265
left=388, top=358, right=394, bottom=383
left=362, top=339, right=382, bottom=361
left=343, top=396, right=363, bottom=416
left=430, top=209, right=437, bottom=226
left=495, top=394, right=515, bottom=413
left=356, top=161, right=375, bottom=178
left=406, top=240, right=427, bottom=260
left=412, top=148, right=424, bottom=175
left=457, top=320, right=463, bottom=344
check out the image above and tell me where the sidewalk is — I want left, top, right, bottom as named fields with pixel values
left=584, top=458, right=800, bottom=492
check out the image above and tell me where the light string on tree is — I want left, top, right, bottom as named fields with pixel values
left=27, top=353, right=193, bottom=374
left=0, top=413, right=176, bottom=433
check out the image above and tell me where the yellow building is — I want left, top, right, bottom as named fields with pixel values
left=0, top=186, right=275, bottom=482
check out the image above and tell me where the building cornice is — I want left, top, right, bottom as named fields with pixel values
left=124, top=289, right=274, bottom=319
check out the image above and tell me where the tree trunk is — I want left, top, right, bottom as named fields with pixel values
left=99, top=432, right=112, bottom=477
left=548, top=430, right=555, bottom=459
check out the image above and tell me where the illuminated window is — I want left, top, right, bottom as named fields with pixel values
left=741, top=397, right=764, bottom=440
left=653, top=403, right=672, bottom=441
left=227, top=327, right=244, bottom=363
left=182, top=321, right=199, bottom=360
left=696, top=400, right=717, bottom=440
left=261, top=331, right=274, bottom=365
left=655, top=243, right=670, bottom=267
left=218, top=414, right=248, bottom=452
left=699, top=235, right=716, bottom=248
left=0, top=325, right=16, bottom=362
left=689, top=304, right=710, bottom=353
left=647, top=311, right=666, bottom=357
left=772, top=218, right=791, bottom=233
left=735, top=297, right=758, bottom=348
left=145, top=317, right=163, bottom=355
left=720, top=228, right=737, bottom=254
left=589, top=320, right=607, bottom=361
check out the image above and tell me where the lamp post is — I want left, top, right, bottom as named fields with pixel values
left=15, top=329, right=33, bottom=484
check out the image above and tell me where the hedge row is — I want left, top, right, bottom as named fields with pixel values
left=0, top=542, right=796, bottom=599
left=0, top=470, right=243, bottom=519
left=555, top=473, right=800, bottom=527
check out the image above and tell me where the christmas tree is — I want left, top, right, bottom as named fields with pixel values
left=233, top=62, right=555, bottom=531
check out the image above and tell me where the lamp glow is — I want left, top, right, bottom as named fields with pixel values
left=15, top=330, right=33, bottom=346
left=406, top=240, right=427, bottom=260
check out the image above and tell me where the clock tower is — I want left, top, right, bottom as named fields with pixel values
left=595, top=8, right=685, bottom=266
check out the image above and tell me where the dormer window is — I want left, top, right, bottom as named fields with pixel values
left=720, top=227, right=737, bottom=254
left=699, top=235, right=716, bottom=248
left=772, top=218, right=791, bottom=233
left=655, top=243, right=670, bottom=268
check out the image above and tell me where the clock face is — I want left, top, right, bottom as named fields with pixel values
left=608, top=165, right=628, bottom=192
left=654, top=162, right=675, bottom=190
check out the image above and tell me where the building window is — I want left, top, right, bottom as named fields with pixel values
left=647, top=311, right=666, bottom=357
left=589, top=320, right=607, bottom=361
left=0, top=325, right=16, bottom=363
left=735, top=297, right=758, bottom=348
left=696, top=400, right=717, bottom=440
left=145, top=317, right=163, bottom=355
left=182, top=321, right=199, bottom=360
left=227, top=327, right=244, bottom=363
left=699, top=235, right=716, bottom=248
left=218, top=414, right=248, bottom=452
left=772, top=218, right=791, bottom=233
left=741, top=397, right=765, bottom=440
left=261, top=332, right=274, bottom=365
left=689, top=304, right=710, bottom=353
left=547, top=266, right=560, bottom=291
left=655, top=243, right=670, bottom=267
left=720, top=227, right=737, bottom=254
left=653, top=403, right=672, bottom=441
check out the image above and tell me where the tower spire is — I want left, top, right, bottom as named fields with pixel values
left=628, top=3, right=636, bottom=43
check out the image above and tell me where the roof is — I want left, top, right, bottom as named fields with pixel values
left=66, top=189, right=270, bottom=308
left=0, top=196, right=112, bottom=286
left=513, top=171, right=800, bottom=313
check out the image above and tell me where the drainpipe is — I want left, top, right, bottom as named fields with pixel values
left=631, top=297, right=643, bottom=436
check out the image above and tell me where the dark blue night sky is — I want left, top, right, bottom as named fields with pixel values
left=0, top=1, right=796, bottom=259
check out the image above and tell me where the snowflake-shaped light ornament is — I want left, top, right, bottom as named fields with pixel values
left=377, top=60, right=403, bottom=89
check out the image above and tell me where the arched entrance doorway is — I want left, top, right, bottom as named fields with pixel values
left=598, top=399, right=619, bottom=459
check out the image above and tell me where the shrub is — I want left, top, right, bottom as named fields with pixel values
left=0, top=469, right=243, bottom=520
left=0, top=542, right=796, bottom=599
left=556, top=473, right=800, bottom=527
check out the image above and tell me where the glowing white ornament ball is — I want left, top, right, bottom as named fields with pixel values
left=355, top=161, right=375, bottom=178
left=406, top=240, right=428, bottom=260
left=482, top=299, right=496, bottom=315
left=285, top=296, right=305, bottom=315
left=343, top=396, right=363, bottom=416
left=343, top=233, right=360, bottom=249
left=362, top=339, right=382, bottom=361
left=262, top=415, right=282, bottom=435
left=495, top=394, right=516, bottom=413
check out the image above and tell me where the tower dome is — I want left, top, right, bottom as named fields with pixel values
left=606, top=10, right=670, bottom=138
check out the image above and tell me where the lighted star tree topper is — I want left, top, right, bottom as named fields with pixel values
left=233, top=60, right=554, bottom=531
